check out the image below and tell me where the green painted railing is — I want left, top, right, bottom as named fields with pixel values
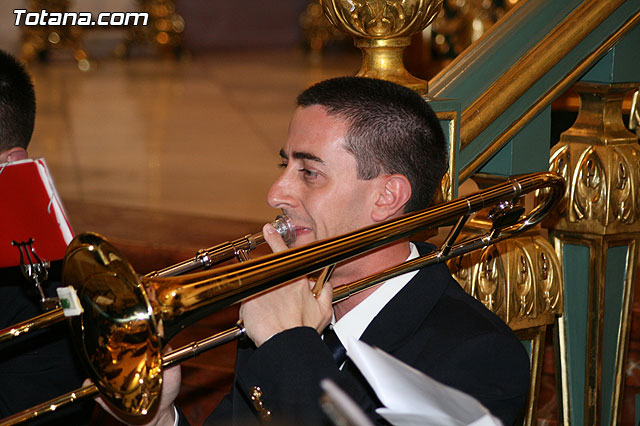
left=429, top=0, right=640, bottom=181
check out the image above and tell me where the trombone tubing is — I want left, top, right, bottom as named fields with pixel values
left=149, top=171, right=564, bottom=318
left=150, top=177, right=560, bottom=363
left=0, top=225, right=530, bottom=426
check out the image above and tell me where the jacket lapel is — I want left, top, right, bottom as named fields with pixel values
left=358, top=242, right=450, bottom=353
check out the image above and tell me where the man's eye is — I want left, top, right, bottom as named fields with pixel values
left=298, top=168, right=317, bottom=179
left=277, top=162, right=287, bottom=169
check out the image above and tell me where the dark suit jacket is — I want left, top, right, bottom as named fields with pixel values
left=0, top=262, right=93, bottom=425
left=196, top=242, right=530, bottom=426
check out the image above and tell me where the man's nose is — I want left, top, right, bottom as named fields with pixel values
left=267, top=172, right=295, bottom=209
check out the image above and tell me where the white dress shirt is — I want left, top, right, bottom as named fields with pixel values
left=332, top=243, right=419, bottom=357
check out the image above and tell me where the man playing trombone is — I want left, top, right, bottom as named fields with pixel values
left=102, top=77, right=530, bottom=426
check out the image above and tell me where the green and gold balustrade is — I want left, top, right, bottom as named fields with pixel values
left=429, top=2, right=640, bottom=422
left=545, top=80, right=640, bottom=426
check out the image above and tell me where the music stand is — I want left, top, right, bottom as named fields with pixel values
left=0, top=158, right=73, bottom=308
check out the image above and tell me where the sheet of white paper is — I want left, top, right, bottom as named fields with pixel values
left=320, top=379, right=375, bottom=426
left=345, top=337, right=503, bottom=426
left=376, top=412, right=500, bottom=426
left=376, top=409, right=461, bottom=426
left=468, top=415, right=504, bottom=426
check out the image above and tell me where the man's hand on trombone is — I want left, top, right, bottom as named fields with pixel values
left=239, top=223, right=334, bottom=347
left=90, top=221, right=334, bottom=425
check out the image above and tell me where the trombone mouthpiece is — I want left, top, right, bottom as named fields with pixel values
left=272, top=214, right=296, bottom=246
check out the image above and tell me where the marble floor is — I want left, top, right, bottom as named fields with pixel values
left=27, top=48, right=362, bottom=227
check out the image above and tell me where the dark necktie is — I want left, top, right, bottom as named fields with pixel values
left=323, top=325, right=347, bottom=366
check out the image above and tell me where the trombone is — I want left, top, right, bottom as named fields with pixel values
left=0, top=171, right=565, bottom=426
left=0, top=215, right=295, bottom=344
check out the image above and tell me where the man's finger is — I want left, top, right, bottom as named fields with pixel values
left=317, top=279, right=333, bottom=307
left=263, top=223, right=288, bottom=252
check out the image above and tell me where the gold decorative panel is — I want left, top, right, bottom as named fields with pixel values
left=448, top=233, right=562, bottom=330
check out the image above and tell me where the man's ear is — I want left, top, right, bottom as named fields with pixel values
left=371, top=175, right=412, bottom=222
left=0, top=147, right=27, bottom=163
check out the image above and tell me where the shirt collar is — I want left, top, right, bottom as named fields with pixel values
left=333, top=242, right=419, bottom=344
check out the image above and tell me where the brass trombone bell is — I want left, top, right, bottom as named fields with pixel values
left=0, top=215, right=294, bottom=344
left=65, top=233, right=162, bottom=416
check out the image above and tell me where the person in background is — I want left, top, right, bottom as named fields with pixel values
left=0, top=49, right=93, bottom=425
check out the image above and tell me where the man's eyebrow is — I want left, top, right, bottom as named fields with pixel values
left=292, top=151, right=325, bottom=163
left=279, top=148, right=325, bottom=164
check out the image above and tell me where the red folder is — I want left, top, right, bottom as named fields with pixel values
left=0, top=158, right=73, bottom=268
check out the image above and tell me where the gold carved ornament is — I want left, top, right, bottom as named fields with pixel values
left=550, top=145, right=640, bottom=227
left=545, top=83, right=640, bottom=235
left=447, top=234, right=562, bottom=329
left=431, top=0, right=521, bottom=59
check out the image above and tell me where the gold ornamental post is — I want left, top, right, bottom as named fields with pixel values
left=545, top=82, right=640, bottom=426
left=320, top=0, right=443, bottom=96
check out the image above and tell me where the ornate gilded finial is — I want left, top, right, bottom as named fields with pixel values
left=320, top=0, right=443, bottom=95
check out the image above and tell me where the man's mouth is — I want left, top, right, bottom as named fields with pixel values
left=293, top=226, right=312, bottom=237
left=279, top=212, right=312, bottom=240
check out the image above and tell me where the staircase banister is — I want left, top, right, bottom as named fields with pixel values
left=428, top=0, right=640, bottom=182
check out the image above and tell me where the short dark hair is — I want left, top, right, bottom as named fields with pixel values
left=297, top=77, right=447, bottom=213
left=0, top=50, right=36, bottom=152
